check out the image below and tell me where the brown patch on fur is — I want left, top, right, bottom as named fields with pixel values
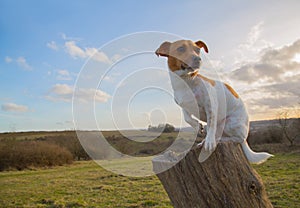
left=225, top=83, right=239, bottom=98
left=167, top=56, right=182, bottom=71
left=197, top=74, right=216, bottom=86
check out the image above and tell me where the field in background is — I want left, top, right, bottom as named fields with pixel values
left=0, top=130, right=197, bottom=171
left=0, top=120, right=299, bottom=207
left=0, top=152, right=299, bottom=208
left=0, top=131, right=74, bottom=141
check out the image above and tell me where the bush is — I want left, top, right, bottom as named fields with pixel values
left=0, top=140, right=73, bottom=171
left=43, top=134, right=90, bottom=160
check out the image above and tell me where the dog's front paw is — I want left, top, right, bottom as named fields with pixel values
left=204, top=137, right=216, bottom=152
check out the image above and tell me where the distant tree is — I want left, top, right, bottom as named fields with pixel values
left=268, top=125, right=283, bottom=143
left=148, top=123, right=175, bottom=133
left=278, top=109, right=300, bottom=146
left=148, top=125, right=154, bottom=132
left=164, top=123, right=175, bottom=133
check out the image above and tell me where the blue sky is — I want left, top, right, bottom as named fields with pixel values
left=1, top=0, right=300, bottom=132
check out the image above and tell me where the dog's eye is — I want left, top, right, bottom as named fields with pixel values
left=195, top=47, right=200, bottom=53
left=177, top=46, right=185, bottom=53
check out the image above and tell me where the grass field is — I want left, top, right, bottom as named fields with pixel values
left=0, top=152, right=299, bottom=208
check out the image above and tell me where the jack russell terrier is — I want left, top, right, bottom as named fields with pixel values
left=156, top=39, right=273, bottom=163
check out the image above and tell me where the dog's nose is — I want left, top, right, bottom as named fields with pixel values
left=193, top=56, right=201, bottom=62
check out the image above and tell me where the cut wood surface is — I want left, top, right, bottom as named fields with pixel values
left=153, top=142, right=273, bottom=208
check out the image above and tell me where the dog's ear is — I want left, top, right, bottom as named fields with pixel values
left=155, top=41, right=171, bottom=57
left=195, top=40, right=209, bottom=53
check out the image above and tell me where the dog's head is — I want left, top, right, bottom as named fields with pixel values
left=155, top=40, right=208, bottom=75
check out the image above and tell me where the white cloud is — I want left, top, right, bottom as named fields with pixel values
left=46, top=83, right=111, bottom=103
left=76, top=87, right=111, bottom=103
left=64, top=41, right=111, bottom=64
left=100, top=72, right=122, bottom=83
left=1, top=103, right=29, bottom=113
left=57, top=69, right=70, bottom=76
left=65, top=41, right=86, bottom=58
left=234, top=22, right=273, bottom=65
left=232, top=39, right=300, bottom=84
left=229, top=39, right=300, bottom=118
left=51, top=84, right=73, bottom=95
left=85, top=47, right=111, bottom=63
left=16, top=56, right=32, bottom=71
left=61, top=33, right=67, bottom=40
left=65, top=120, right=73, bottom=124
left=5, top=56, right=12, bottom=63
left=111, top=54, right=122, bottom=63
left=4, top=56, right=32, bottom=70
left=239, top=22, right=264, bottom=51
left=56, top=69, right=72, bottom=80
left=47, top=41, right=59, bottom=50
left=60, top=33, right=82, bottom=41
left=45, top=84, right=75, bottom=102
left=292, top=53, right=300, bottom=63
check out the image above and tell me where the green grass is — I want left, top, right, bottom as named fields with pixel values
left=253, top=153, right=300, bottom=208
left=0, top=153, right=299, bottom=208
left=0, top=161, right=171, bottom=208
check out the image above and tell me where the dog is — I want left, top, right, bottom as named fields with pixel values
left=156, top=39, right=273, bottom=163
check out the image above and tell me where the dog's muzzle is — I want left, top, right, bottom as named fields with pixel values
left=181, top=62, right=201, bottom=71
left=181, top=55, right=201, bottom=71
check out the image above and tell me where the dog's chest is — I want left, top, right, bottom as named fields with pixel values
left=190, top=85, right=208, bottom=121
left=172, top=80, right=208, bottom=121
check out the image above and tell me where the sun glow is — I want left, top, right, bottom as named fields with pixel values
left=292, top=53, right=300, bottom=63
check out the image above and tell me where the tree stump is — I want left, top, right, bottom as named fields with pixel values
left=152, top=142, right=273, bottom=208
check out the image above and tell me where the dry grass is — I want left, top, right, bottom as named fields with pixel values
left=0, top=140, right=73, bottom=171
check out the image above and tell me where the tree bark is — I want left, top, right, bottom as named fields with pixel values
left=152, top=142, right=273, bottom=208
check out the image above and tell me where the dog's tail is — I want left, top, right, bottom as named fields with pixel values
left=241, top=141, right=274, bottom=164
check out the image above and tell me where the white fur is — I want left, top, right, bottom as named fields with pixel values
left=169, top=70, right=273, bottom=163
